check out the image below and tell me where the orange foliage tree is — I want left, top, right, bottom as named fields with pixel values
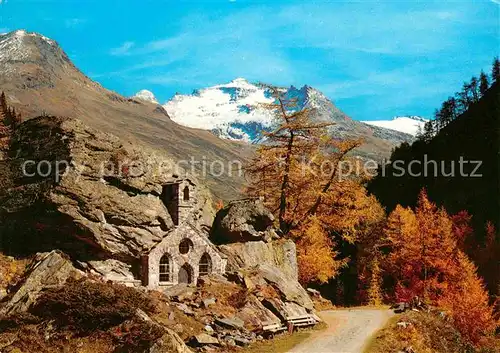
left=293, top=216, right=346, bottom=284
left=439, top=252, right=497, bottom=345
left=382, top=189, right=497, bottom=345
left=245, top=88, right=384, bottom=285
left=383, top=190, right=459, bottom=302
left=450, top=210, right=473, bottom=250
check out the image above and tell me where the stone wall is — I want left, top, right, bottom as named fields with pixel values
left=145, top=223, right=227, bottom=288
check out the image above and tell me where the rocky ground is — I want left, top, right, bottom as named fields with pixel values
left=0, top=249, right=322, bottom=353
left=0, top=116, right=322, bottom=352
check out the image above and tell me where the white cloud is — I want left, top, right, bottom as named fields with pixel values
left=109, top=41, right=135, bottom=56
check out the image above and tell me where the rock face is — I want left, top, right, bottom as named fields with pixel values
left=212, top=200, right=314, bottom=325
left=0, top=116, right=214, bottom=263
left=219, top=239, right=298, bottom=281
left=256, top=264, right=313, bottom=310
left=211, top=199, right=278, bottom=243
left=0, top=250, right=80, bottom=314
left=85, top=259, right=136, bottom=282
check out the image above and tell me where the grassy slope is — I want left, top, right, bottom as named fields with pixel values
left=365, top=311, right=500, bottom=353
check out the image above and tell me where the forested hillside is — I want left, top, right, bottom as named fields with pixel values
left=369, top=61, right=500, bottom=296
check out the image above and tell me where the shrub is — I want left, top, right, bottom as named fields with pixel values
left=366, top=310, right=471, bottom=353
left=0, top=312, right=41, bottom=332
left=0, top=253, right=28, bottom=290
left=31, top=278, right=159, bottom=333
left=112, top=318, right=165, bottom=352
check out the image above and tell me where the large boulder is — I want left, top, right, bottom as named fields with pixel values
left=256, top=264, right=313, bottom=310
left=0, top=116, right=214, bottom=261
left=0, top=250, right=81, bottom=314
left=210, top=199, right=278, bottom=243
left=147, top=329, right=194, bottom=353
left=219, top=239, right=298, bottom=281
left=84, top=258, right=136, bottom=282
left=219, top=239, right=313, bottom=312
left=134, top=309, right=193, bottom=353
left=233, top=295, right=282, bottom=330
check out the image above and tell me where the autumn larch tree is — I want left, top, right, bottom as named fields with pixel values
left=439, top=252, right=497, bottom=346
left=366, top=256, right=383, bottom=306
left=245, top=87, right=383, bottom=284
left=381, top=190, right=497, bottom=346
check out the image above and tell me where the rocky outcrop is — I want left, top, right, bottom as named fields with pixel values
left=134, top=308, right=193, bottom=353
left=0, top=250, right=81, bottom=314
left=210, top=199, right=278, bottom=243
left=84, top=259, right=136, bottom=282
left=219, top=239, right=298, bottom=281
left=254, top=264, right=313, bottom=310
left=0, top=116, right=214, bottom=261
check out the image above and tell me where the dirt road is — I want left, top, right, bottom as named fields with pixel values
left=287, top=308, right=394, bottom=353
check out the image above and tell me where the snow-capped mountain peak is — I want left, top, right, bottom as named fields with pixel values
left=162, top=78, right=415, bottom=151
left=163, top=78, right=276, bottom=142
left=0, top=30, right=57, bottom=63
left=162, top=78, right=353, bottom=142
left=0, top=30, right=81, bottom=84
left=362, top=116, right=428, bottom=136
left=133, top=89, right=158, bottom=104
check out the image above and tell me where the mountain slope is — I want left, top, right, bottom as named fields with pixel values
left=0, top=30, right=251, bottom=201
left=0, top=29, right=415, bottom=200
left=369, top=81, right=500, bottom=228
left=163, top=79, right=414, bottom=161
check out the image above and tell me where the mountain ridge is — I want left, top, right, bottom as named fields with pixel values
left=160, top=78, right=415, bottom=160
left=0, top=29, right=251, bottom=201
left=1, top=29, right=415, bottom=198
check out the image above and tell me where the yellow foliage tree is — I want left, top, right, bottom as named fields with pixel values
left=292, top=216, right=346, bottom=284
left=367, top=256, right=383, bottom=306
left=439, top=252, right=498, bottom=345
left=245, top=88, right=384, bottom=285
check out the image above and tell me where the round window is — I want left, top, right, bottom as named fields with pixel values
left=179, top=238, right=193, bottom=254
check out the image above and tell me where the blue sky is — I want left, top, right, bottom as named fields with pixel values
left=0, top=0, right=499, bottom=121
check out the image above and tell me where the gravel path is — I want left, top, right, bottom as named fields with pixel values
left=287, top=308, right=394, bottom=353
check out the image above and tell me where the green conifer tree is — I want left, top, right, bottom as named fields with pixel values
left=479, top=70, right=489, bottom=96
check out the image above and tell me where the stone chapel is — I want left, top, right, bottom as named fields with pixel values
left=141, top=179, right=226, bottom=288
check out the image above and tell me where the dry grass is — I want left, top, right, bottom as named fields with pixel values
left=312, top=297, right=336, bottom=311
left=363, top=310, right=500, bottom=353
left=0, top=253, right=29, bottom=290
left=151, top=293, right=205, bottom=341
left=241, top=332, right=312, bottom=353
